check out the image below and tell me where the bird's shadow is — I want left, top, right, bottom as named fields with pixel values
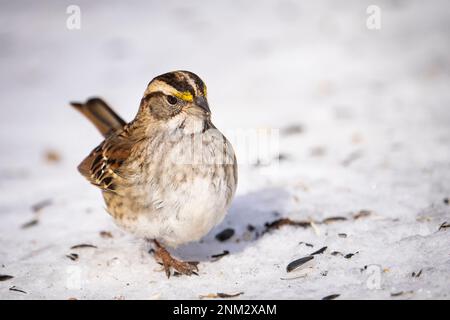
left=172, top=187, right=292, bottom=262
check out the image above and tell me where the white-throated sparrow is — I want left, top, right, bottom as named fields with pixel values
left=72, top=71, right=238, bottom=277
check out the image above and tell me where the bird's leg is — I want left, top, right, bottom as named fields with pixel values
left=152, top=240, right=199, bottom=278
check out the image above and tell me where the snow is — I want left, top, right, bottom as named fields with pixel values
left=0, top=0, right=449, bottom=299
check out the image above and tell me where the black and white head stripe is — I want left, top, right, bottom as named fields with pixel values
left=148, top=71, right=207, bottom=98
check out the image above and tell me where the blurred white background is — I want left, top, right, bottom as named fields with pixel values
left=0, top=0, right=449, bottom=299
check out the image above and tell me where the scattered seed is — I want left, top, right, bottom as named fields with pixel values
left=9, top=286, right=27, bottom=294
left=310, top=146, right=326, bottom=157
left=443, top=198, right=449, bottom=205
left=353, top=210, right=372, bottom=220
left=44, top=150, right=62, bottom=164
left=31, top=199, right=52, bottom=213
left=280, top=274, right=307, bottom=281
left=277, top=153, right=291, bottom=161
left=341, top=150, right=362, bottom=167
left=70, top=244, right=98, bottom=249
left=199, top=292, right=244, bottom=299
left=310, top=246, right=327, bottom=256
left=281, top=124, right=303, bottom=136
left=438, top=222, right=450, bottom=231
left=100, top=231, right=113, bottom=239
left=21, top=219, right=39, bottom=229
left=331, top=251, right=343, bottom=256
left=338, top=233, right=347, bottom=238
left=244, top=224, right=259, bottom=240
left=322, top=216, right=347, bottom=224
left=299, top=242, right=314, bottom=247
left=217, top=292, right=243, bottom=298
left=344, top=252, right=358, bottom=259
left=391, top=290, right=413, bottom=297
left=0, top=275, right=14, bottom=281
left=321, top=271, right=328, bottom=277
left=215, top=228, right=235, bottom=242
left=286, top=256, right=314, bottom=273
left=264, top=218, right=310, bottom=232
left=272, top=211, right=281, bottom=217
left=412, top=269, right=422, bottom=278
left=322, top=294, right=340, bottom=300
left=66, top=253, right=79, bottom=261
left=211, top=250, right=230, bottom=261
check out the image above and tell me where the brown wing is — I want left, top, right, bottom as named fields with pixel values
left=78, top=129, right=134, bottom=193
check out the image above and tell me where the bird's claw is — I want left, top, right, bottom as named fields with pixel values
left=153, top=241, right=199, bottom=278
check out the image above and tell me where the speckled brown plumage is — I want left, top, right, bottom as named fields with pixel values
left=72, top=71, right=238, bottom=277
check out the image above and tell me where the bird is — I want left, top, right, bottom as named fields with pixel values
left=71, top=71, right=238, bottom=277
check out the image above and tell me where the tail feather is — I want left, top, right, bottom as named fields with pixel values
left=70, top=98, right=126, bottom=137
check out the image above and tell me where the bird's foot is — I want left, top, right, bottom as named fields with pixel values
left=152, top=240, right=199, bottom=278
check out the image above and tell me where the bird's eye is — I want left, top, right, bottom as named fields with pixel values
left=166, top=95, right=178, bottom=105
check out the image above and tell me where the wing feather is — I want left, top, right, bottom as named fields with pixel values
left=78, top=129, right=134, bottom=192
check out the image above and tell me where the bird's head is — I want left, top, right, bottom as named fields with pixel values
left=138, top=71, right=210, bottom=123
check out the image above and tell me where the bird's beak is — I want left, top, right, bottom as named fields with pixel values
left=194, top=96, right=211, bottom=114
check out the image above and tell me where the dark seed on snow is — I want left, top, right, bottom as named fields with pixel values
left=277, top=153, right=291, bottom=161
left=99, top=231, right=113, bottom=238
left=9, top=286, right=27, bottom=294
left=412, top=269, right=422, bottom=278
left=215, top=228, right=235, bottom=242
left=393, top=290, right=413, bottom=297
left=322, top=294, right=340, bottom=300
left=0, top=275, right=14, bottom=281
left=338, top=233, right=347, bottom=238
left=322, top=216, right=347, bottom=224
left=286, top=256, right=314, bottom=273
left=264, top=218, right=310, bottom=231
left=438, top=222, right=450, bottom=231
left=21, top=219, right=39, bottom=229
left=298, top=242, right=313, bottom=248
left=66, top=253, right=79, bottom=261
left=31, top=199, right=53, bottom=213
left=353, top=210, right=372, bottom=220
left=344, top=252, right=358, bottom=259
left=217, top=292, right=244, bottom=298
left=443, top=198, right=449, bottom=205
left=281, top=124, right=303, bottom=136
left=211, top=250, right=230, bottom=260
left=70, top=244, right=98, bottom=249
left=310, top=246, right=327, bottom=256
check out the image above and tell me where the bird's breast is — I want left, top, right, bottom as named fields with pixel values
left=106, top=127, right=237, bottom=247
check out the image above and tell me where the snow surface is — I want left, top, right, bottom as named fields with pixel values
left=0, top=0, right=449, bottom=300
